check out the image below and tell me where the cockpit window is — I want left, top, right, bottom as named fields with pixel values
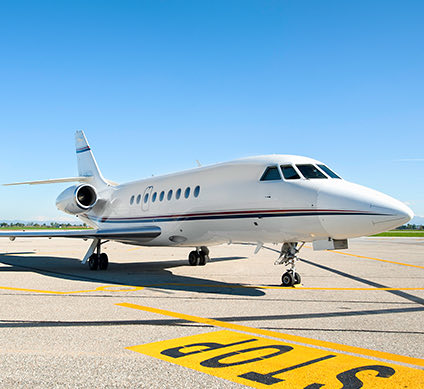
left=296, top=164, right=327, bottom=179
left=317, top=164, right=341, bottom=179
left=281, top=165, right=300, bottom=180
left=260, top=166, right=281, bottom=181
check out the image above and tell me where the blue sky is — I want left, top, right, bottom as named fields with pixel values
left=0, top=0, right=423, bottom=222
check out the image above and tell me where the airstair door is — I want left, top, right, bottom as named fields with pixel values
left=142, top=186, right=153, bottom=211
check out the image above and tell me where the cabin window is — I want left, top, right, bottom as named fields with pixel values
left=176, top=188, right=181, bottom=199
left=317, top=164, right=341, bottom=179
left=159, top=191, right=165, bottom=201
left=281, top=165, right=300, bottom=180
left=260, top=166, right=281, bottom=181
left=184, top=187, right=191, bottom=198
left=194, top=185, right=200, bottom=198
left=167, top=190, right=173, bottom=200
left=152, top=192, right=157, bottom=202
left=130, top=195, right=135, bottom=205
left=296, top=164, right=327, bottom=179
left=136, top=194, right=141, bottom=204
left=144, top=193, right=149, bottom=203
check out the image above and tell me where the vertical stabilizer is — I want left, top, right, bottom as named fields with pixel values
left=75, top=130, right=108, bottom=188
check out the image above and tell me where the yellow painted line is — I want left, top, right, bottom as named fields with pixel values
left=330, top=250, right=424, bottom=269
left=0, top=286, right=80, bottom=295
left=117, top=302, right=424, bottom=368
left=128, top=330, right=424, bottom=388
left=0, top=284, right=145, bottom=295
left=149, top=282, right=424, bottom=291
left=292, top=286, right=424, bottom=290
left=94, top=285, right=145, bottom=292
left=1, top=281, right=422, bottom=295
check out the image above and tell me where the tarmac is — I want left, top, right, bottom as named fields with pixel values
left=0, top=236, right=423, bottom=388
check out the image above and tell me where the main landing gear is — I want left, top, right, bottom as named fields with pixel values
left=275, top=242, right=305, bottom=287
left=88, top=240, right=109, bottom=271
left=188, top=246, right=210, bottom=266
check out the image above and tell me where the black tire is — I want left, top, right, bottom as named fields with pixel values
left=188, top=251, right=199, bottom=266
left=99, top=253, right=109, bottom=270
left=281, top=272, right=294, bottom=287
left=200, top=246, right=209, bottom=256
left=198, top=251, right=209, bottom=266
left=88, top=254, right=99, bottom=271
left=294, top=272, right=301, bottom=285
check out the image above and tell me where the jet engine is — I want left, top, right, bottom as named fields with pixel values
left=56, top=184, right=98, bottom=215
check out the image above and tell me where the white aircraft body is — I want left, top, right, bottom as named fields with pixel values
left=1, top=131, right=413, bottom=286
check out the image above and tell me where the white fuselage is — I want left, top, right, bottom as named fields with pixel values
left=79, top=155, right=413, bottom=247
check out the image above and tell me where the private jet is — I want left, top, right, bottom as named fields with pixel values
left=0, top=131, right=413, bottom=286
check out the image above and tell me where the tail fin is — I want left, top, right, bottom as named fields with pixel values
left=75, top=130, right=109, bottom=188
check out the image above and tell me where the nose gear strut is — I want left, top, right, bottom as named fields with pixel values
left=275, top=242, right=305, bottom=287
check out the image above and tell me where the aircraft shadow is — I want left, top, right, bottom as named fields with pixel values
left=1, top=253, right=423, bottom=331
left=0, top=253, right=265, bottom=297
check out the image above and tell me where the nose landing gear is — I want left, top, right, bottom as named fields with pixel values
left=275, top=242, right=304, bottom=287
left=188, top=246, right=210, bottom=266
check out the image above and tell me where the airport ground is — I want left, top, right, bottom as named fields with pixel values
left=0, top=237, right=423, bottom=388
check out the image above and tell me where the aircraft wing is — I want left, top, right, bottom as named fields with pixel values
left=2, top=177, right=91, bottom=186
left=2, top=177, right=119, bottom=187
left=0, top=226, right=161, bottom=241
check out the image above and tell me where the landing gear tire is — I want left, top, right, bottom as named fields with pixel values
left=88, top=254, right=99, bottom=271
left=200, top=246, right=209, bottom=256
left=198, top=251, right=209, bottom=266
left=294, top=272, right=301, bottom=285
left=99, top=253, right=109, bottom=270
left=188, top=251, right=199, bottom=266
left=281, top=272, right=294, bottom=287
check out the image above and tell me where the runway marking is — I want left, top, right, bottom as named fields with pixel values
left=329, top=250, right=424, bottom=269
left=94, top=285, right=145, bottom=292
left=117, top=302, right=424, bottom=368
left=0, top=282, right=423, bottom=295
left=152, top=283, right=424, bottom=291
left=128, top=330, right=423, bottom=388
left=0, top=284, right=145, bottom=295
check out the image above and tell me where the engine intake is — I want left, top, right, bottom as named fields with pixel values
left=56, top=184, right=98, bottom=215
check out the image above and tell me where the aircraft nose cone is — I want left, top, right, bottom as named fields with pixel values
left=371, top=198, right=414, bottom=228
left=317, top=181, right=414, bottom=238
left=403, top=204, right=414, bottom=222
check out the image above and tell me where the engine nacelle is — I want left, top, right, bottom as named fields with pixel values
left=56, top=184, right=98, bottom=215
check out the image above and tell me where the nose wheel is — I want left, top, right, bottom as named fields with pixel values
left=276, top=242, right=304, bottom=287
left=281, top=271, right=301, bottom=287
left=188, top=247, right=210, bottom=266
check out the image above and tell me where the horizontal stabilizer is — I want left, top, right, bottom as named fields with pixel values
left=3, top=177, right=91, bottom=186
